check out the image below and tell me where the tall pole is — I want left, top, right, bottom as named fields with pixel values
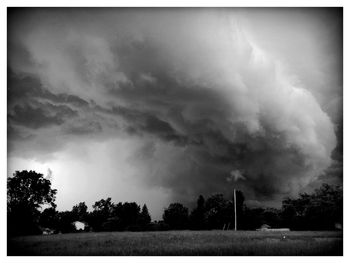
left=234, top=188, right=237, bottom=231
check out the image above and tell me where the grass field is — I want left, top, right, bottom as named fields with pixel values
left=8, top=230, right=342, bottom=256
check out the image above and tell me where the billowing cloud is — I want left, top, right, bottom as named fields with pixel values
left=227, top=170, right=246, bottom=182
left=8, top=8, right=342, bottom=214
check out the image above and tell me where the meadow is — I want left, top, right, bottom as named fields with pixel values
left=8, top=230, right=342, bottom=256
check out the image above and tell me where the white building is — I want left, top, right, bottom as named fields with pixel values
left=72, top=221, right=86, bottom=231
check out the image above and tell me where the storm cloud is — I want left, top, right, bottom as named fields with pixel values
left=8, top=8, right=342, bottom=214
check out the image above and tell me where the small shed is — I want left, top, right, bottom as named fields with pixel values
left=256, top=224, right=290, bottom=232
left=256, top=224, right=271, bottom=231
left=72, top=221, right=86, bottom=231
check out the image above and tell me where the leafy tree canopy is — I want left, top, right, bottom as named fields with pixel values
left=163, top=203, right=189, bottom=230
left=7, top=170, right=57, bottom=236
left=7, top=170, right=57, bottom=210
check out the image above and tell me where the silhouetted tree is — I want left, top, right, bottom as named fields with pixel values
left=7, top=170, right=57, bottom=236
left=309, top=184, right=342, bottom=229
left=87, top=199, right=149, bottom=231
left=204, top=194, right=232, bottom=229
left=190, top=195, right=206, bottom=229
left=139, top=204, right=151, bottom=227
left=39, top=207, right=58, bottom=230
left=240, top=206, right=282, bottom=230
left=88, top=197, right=115, bottom=231
left=163, top=203, right=189, bottom=230
left=56, top=211, right=75, bottom=233
left=240, top=207, right=265, bottom=230
left=92, top=198, right=114, bottom=215
left=261, top=208, right=282, bottom=227
left=71, top=202, right=88, bottom=222
left=281, top=184, right=342, bottom=230
left=115, top=202, right=141, bottom=230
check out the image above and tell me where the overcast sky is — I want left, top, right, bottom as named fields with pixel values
left=7, top=8, right=342, bottom=219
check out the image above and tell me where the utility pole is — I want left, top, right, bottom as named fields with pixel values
left=234, top=188, right=237, bottom=231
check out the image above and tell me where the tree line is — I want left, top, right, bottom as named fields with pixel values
left=7, top=170, right=343, bottom=236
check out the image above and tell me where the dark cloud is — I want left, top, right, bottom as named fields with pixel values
left=7, top=8, right=342, bottom=210
left=9, top=103, right=78, bottom=129
left=8, top=71, right=90, bottom=108
left=7, top=70, right=107, bottom=157
left=7, top=125, right=34, bottom=142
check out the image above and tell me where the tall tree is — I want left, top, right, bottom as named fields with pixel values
left=204, top=194, right=231, bottom=229
left=39, top=207, right=58, bottom=230
left=281, top=184, right=342, bottom=230
left=88, top=197, right=115, bottom=231
left=190, top=195, right=206, bottom=230
left=56, top=211, right=76, bottom=233
left=118, top=202, right=141, bottom=227
left=7, top=170, right=57, bottom=236
left=163, top=203, right=189, bottom=230
left=92, top=197, right=114, bottom=215
left=71, top=202, right=88, bottom=221
left=140, top=204, right=151, bottom=226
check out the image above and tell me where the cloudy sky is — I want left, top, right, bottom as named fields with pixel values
left=7, top=8, right=342, bottom=219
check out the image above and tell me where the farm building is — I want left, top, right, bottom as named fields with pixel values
left=72, top=221, right=87, bottom=231
left=256, top=224, right=271, bottom=231
left=256, top=224, right=290, bottom=232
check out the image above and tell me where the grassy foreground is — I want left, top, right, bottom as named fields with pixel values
left=8, top=230, right=342, bottom=256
